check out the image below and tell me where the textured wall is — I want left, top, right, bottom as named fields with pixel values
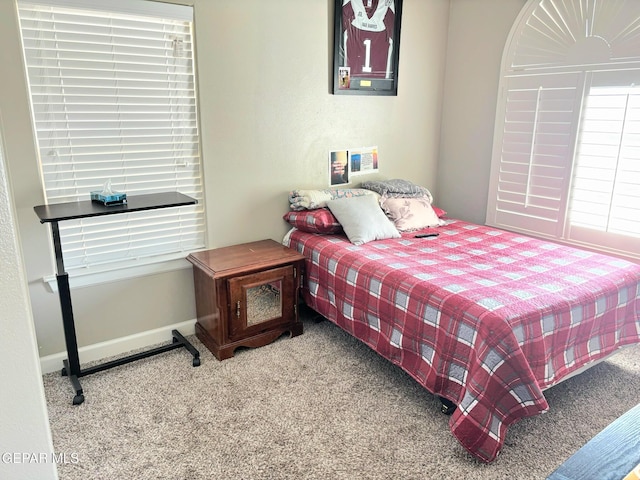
left=437, top=0, right=528, bottom=224
left=0, top=125, right=57, bottom=477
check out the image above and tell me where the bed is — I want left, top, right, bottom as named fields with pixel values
left=282, top=185, right=640, bottom=462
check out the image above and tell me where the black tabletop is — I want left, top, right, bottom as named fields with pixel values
left=34, top=192, right=197, bottom=223
left=547, top=402, right=640, bottom=480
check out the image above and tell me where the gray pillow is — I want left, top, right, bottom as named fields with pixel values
left=360, top=179, right=433, bottom=201
left=326, top=194, right=400, bottom=245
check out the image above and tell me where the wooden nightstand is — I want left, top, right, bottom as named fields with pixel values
left=187, top=239, right=305, bottom=360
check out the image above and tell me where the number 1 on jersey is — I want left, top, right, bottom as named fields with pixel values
left=362, top=38, right=372, bottom=73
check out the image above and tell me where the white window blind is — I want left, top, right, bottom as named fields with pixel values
left=18, top=0, right=206, bottom=274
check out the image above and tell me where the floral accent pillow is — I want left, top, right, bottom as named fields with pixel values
left=381, top=196, right=445, bottom=232
left=283, top=209, right=342, bottom=234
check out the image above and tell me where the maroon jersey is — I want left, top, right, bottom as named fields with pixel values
left=341, top=0, right=395, bottom=78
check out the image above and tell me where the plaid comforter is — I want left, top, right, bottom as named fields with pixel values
left=285, top=220, right=640, bottom=462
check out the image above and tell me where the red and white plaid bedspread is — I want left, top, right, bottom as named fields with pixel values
left=285, top=220, right=640, bottom=462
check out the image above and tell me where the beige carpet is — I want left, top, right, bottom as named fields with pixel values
left=43, top=307, right=640, bottom=480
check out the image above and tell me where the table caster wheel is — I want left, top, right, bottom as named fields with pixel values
left=193, top=357, right=201, bottom=367
left=72, top=394, right=85, bottom=405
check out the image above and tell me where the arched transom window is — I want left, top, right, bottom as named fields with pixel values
left=486, top=0, right=640, bottom=261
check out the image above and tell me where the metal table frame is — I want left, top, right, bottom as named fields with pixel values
left=34, top=192, right=201, bottom=405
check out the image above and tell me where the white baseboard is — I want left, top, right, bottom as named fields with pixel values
left=40, top=319, right=197, bottom=374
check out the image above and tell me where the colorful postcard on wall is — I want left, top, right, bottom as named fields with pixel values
left=349, top=146, right=379, bottom=175
left=329, top=150, right=350, bottom=186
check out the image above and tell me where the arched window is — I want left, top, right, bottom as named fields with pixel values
left=486, top=0, right=640, bottom=260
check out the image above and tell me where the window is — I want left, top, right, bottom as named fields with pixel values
left=18, top=0, right=206, bottom=281
left=487, top=0, right=640, bottom=261
left=569, top=85, right=640, bottom=240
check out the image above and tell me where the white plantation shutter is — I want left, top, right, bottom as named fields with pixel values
left=487, top=73, right=582, bottom=238
left=568, top=74, right=640, bottom=252
left=18, top=0, right=205, bottom=273
left=487, top=0, right=640, bottom=260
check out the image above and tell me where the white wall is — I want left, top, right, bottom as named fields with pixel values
left=0, top=122, right=57, bottom=478
left=0, top=0, right=450, bottom=357
left=437, top=0, right=527, bottom=224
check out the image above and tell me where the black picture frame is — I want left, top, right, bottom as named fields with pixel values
left=333, top=0, right=403, bottom=96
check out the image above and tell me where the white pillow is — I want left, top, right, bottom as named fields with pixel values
left=326, top=194, right=400, bottom=245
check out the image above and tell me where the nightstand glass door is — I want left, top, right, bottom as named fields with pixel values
left=246, top=280, right=282, bottom=326
left=228, top=265, right=295, bottom=340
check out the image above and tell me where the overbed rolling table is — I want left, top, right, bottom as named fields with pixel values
left=546, top=402, right=640, bottom=480
left=34, top=192, right=201, bottom=405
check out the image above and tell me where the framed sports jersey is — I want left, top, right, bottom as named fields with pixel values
left=333, top=0, right=403, bottom=95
